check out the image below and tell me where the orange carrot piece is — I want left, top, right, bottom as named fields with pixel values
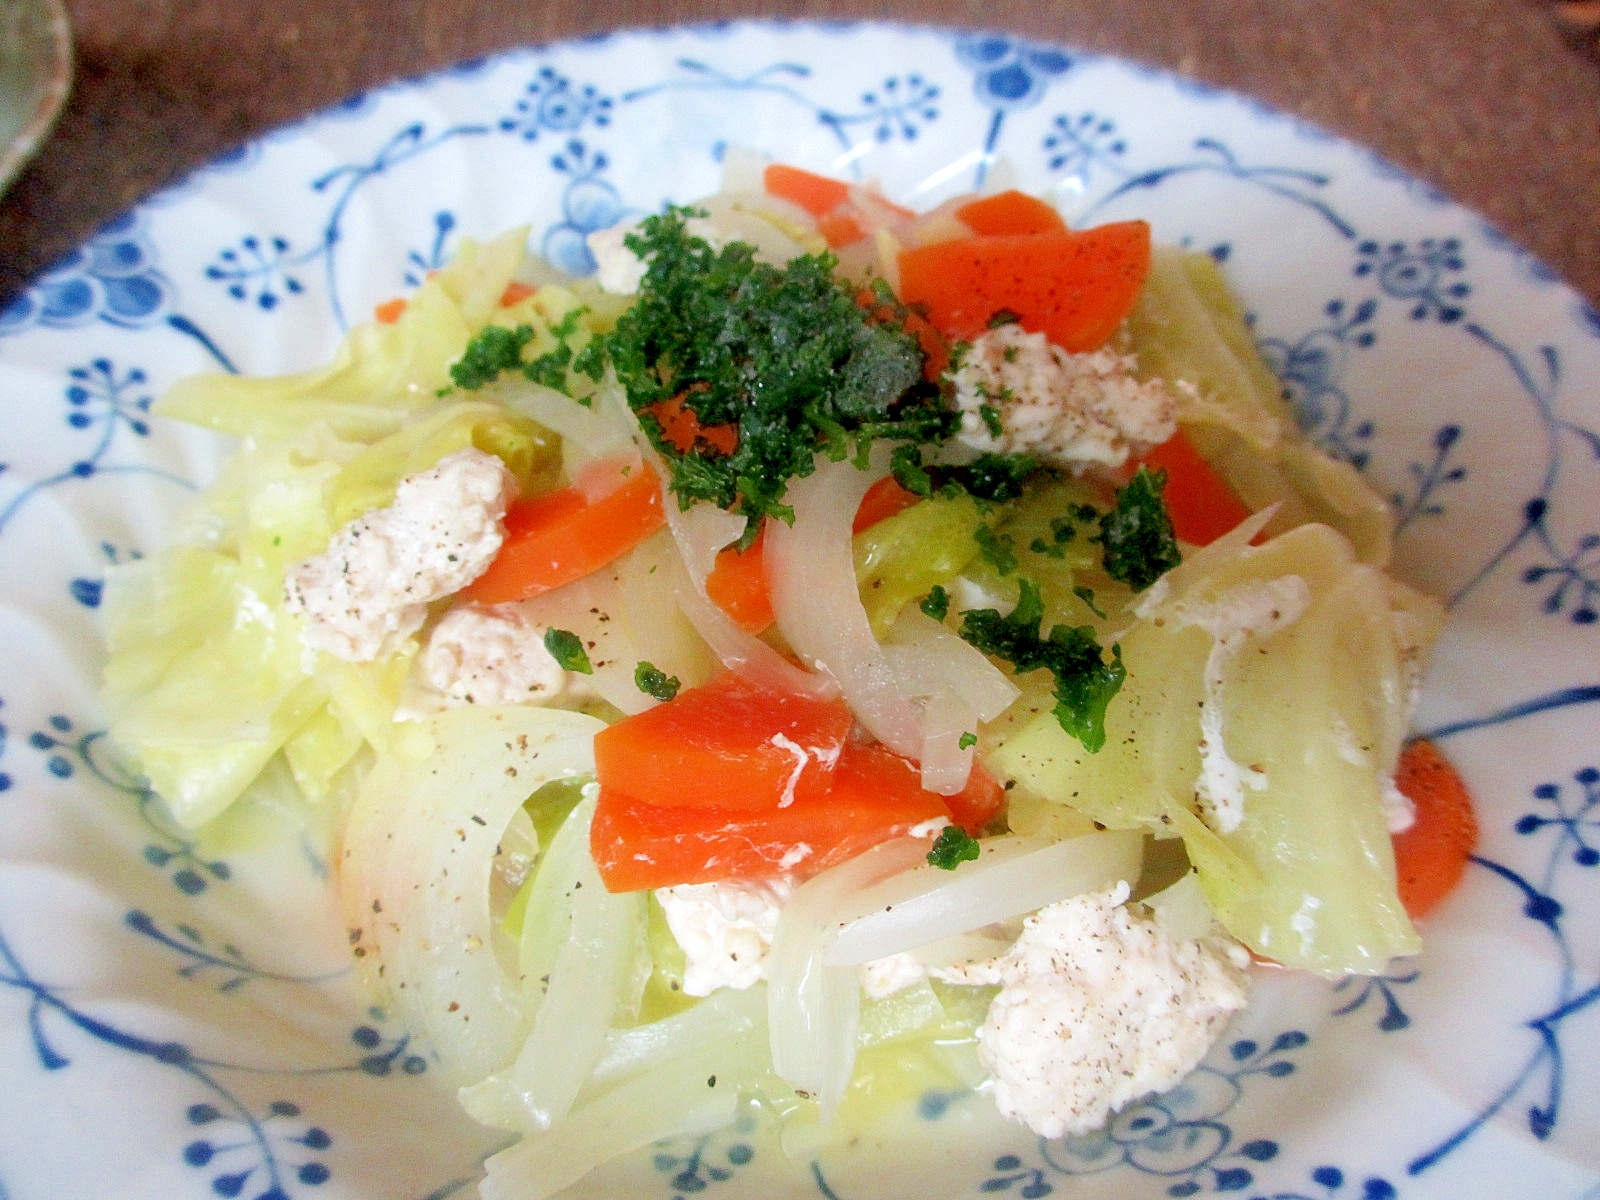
left=852, top=476, right=922, bottom=533
left=817, top=209, right=868, bottom=248
left=459, top=466, right=665, bottom=605
left=897, top=221, right=1152, bottom=354
left=373, top=297, right=408, bottom=324
left=1136, top=428, right=1255, bottom=546
left=591, top=740, right=955, bottom=892
left=644, top=392, right=739, bottom=457
left=705, top=530, right=775, bottom=634
left=954, top=190, right=1067, bottom=236
left=499, top=281, right=535, bottom=308
left=1391, top=738, right=1478, bottom=919
left=764, top=163, right=853, bottom=217
left=593, top=672, right=855, bottom=814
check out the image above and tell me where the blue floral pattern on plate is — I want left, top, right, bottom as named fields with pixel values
left=2, top=20, right=1599, bottom=1200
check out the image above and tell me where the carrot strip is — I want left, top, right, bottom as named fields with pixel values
left=1391, top=738, right=1478, bottom=919
left=499, top=281, right=535, bottom=308
left=594, top=673, right=855, bottom=813
left=705, top=531, right=775, bottom=634
left=817, top=209, right=868, bottom=249
left=643, top=392, right=739, bottom=457
left=852, top=476, right=922, bottom=533
left=764, top=163, right=852, bottom=217
left=591, top=741, right=957, bottom=892
left=897, top=221, right=1152, bottom=354
left=954, top=190, right=1067, bottom=236
left=373, top=297, right=408, bottom=324
left=459, top=465, right=665, bottom=605
left=1136, top=428, right=1255, bottom=546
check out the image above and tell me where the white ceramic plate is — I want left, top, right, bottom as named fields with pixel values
left=3, top=20, right=1599, bottom=1200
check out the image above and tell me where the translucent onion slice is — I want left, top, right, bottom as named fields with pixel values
left=338, top=706, right=606, bottom=1089
left=489, top=372, right=636, bottom=480
left=622, top=404, right=834, bottom=698
left=824, top=830, right=1145, bottom=967
left=587, top=982, right=768, bottom=1090
left=479, top=1031, right=765, bottom=1200
left=459, top=791, right=647, bottom=1133
left=765, top=451, right=923, bottom=757
left=766, top=835, right=932, bottom=1112
left=883, top=607, right=1020, bottom=793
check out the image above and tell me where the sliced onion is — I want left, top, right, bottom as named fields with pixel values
left=618, top=396, right=834, bottom=698
left=884, top=607, right=1020, bottom=793
left=766, top=835, right=932, bottom=1111
left=824, top=830, right=1145, bottom=967
left=489, top=372, right=636, bottom=480
left=459, top=792, right=646, bottom=1132
left=338, top=706, right=606, bottom=1089
left=765, top=450, right=923, bottom=756
left=587, top=982, right=768, bottom=1090
left=479, top=1034, right=758, bottom=1200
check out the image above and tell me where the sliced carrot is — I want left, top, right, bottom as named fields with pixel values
left=459, top=464, right=665, bottom=605
left=1391, top=738, right=1478, bottom=919
left=764, top=163, right=852, bottom=217
left=705, top=530, right=775, bottom=634
left=373, top=297, right=408, bottom=324
left=940, top=759, right=1006, bottom=836
left=852, top=476, right=922, bottom=533
left=499, top=281, right=536, bottom=308
left=643, top=391, right=739, bottom=457
left=897, top=221, right=1152, bottom=354
left=593, top=672, right=855, bottom=814
left=954, top=190, right=1067, bottom=236
left=817, top=209, right=868, bottom=249
left=591, top=740, right=954, bottom=892
left=1136, top=428, right=1255, bottom=547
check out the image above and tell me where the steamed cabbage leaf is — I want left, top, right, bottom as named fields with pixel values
left=988, top=520, right=1443, bottom=974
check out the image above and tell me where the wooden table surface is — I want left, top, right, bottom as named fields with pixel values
left=3, top=0, right=1599, bottom=312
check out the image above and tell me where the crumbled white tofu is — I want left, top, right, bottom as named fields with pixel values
left=418, top=605, right=569, bottom=707
left=655, top=880, right=791, bottom=997
left=949, top=324, right=1176, bottom=472
left=857, top=952, right=929, bottom=1000
left=972, top=880, right=1251, bottom=1140
left=586, top=217, right=723, bottom=295
left=284, top=448, right=516, bottom=662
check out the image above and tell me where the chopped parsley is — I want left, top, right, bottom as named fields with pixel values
left=892, top=446, right=1039, bottom=506
left=1073, top=585, right=1108, bottom=619
left=1098, top=466, right=1181, bottom=592
left=977, top=402, right=1005, bottom=438
left=958, top=731, right=978, bottom=750
left=974, top=524, right=1018, bottom=575
left=592, top=209, right=948, bottom=546
left=451, top=324, right=535, bottom=390
left=634, top=661, right=681, bottom=702
left=544, top=628, right=594, bottom=674
left=919, top=584, right=950, bottom=621
left=926, top=824, right=982, bottom=870
left=449, top=308, right=591, bottom=393
left=958, top=578, right=1125, bottom=752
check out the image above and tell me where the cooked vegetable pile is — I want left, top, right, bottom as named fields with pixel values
left=99, top=158, right=1473, bottom=1198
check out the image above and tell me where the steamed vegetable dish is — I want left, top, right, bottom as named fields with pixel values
left=100, top=158, right=1475, bottom=1196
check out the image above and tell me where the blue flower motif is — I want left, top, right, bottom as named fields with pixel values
left=541, top=140, right=626, bottom=277
left=1257, top=298, right=1378, bottom=467
left=500, top=66, right=614, bottom=141
left=1355, top=238, right=1470, bottom=323
left=955, top=34, right=1073, bottom=113
left=0, top=213, right=173, bottom=335
left=205, top=234, right=307, bottom=310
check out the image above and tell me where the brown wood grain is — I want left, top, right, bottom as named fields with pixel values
left=3, top=0, right=1598, bottom=310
